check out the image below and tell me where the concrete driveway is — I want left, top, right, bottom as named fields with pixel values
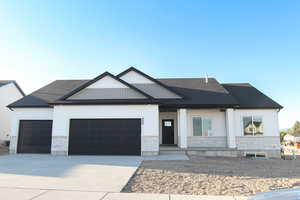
left=0, top=154, right=142, bottom=192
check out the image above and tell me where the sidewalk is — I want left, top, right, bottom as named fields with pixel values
left=0, top=188, right=248, bottom=200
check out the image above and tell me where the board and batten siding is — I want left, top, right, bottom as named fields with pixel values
left=68, top=88, right=146, bottom=99
left=186, top=109, right=227, bottom=148
left=119, top=70, right=180, bottom=99
left=68, top=75, right=147, bottom=100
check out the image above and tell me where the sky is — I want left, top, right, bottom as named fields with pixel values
left=0, top=0, right=299, bottom=129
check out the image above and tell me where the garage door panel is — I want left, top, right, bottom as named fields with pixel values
left=69, top=119, right=141, bottom=155
left=17, top=120, right=52, bottom=154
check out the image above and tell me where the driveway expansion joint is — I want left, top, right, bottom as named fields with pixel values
left=29, top=190, right=49, bottom=200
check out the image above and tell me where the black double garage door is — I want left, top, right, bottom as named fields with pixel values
left=17, top=119, right=141, bottom=155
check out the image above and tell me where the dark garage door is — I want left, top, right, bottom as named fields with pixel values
left=69, top=119, right=141, bottom=155
left=17, top=120, right=52, bottom=154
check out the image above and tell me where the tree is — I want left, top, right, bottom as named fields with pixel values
left=280, top=131, right=287, bottom=142
left=292, top=121, right=300, bottom=134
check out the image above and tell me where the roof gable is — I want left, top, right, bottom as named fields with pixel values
left=60, top=72, right=153, bottom=100
left=86, top=75, right=129, bottom=89
left=118, top=67, right=183, bottom=99
left=119, top=70, right=154, bottom=84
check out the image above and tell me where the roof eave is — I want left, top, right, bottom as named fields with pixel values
left=159, top=104, right=240, bottom=109
left=7, top=105, right=53, bottom=109
left=235, top=106, right=283, bottom=110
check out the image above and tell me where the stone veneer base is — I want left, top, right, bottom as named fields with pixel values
left=141, top=151, right=159, bottom=156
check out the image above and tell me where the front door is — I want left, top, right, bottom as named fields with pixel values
left=162, top=119, right=174, bottom=145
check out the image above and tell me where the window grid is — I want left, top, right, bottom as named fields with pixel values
left=243, top=116, right=263, bottom=136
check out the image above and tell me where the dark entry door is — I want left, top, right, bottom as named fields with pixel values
left=68, top=119, right=141, bottom=155
left=162, top=119, right=174, bottom=145
left=17, top=120, right=52, bottom=154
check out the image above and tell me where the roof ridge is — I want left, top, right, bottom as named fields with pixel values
left=222, top=83, right=251, bottom=85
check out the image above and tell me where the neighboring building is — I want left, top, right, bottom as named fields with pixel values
left=7, top=67, right=283, bottom=157
left=283, top=133, right=300, bottom=142
left=283, top=134, right=295, bottom=142
left=0, top=81, right=25, bottom=144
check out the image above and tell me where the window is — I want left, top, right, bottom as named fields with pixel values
left=243, top=116, right=263, bottom=136
left=193, top=117, right=212, bottom=136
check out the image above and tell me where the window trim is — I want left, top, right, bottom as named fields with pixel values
left=192, top=116, right=213, bottom=137
left=242, top=116, right=264, bottom=136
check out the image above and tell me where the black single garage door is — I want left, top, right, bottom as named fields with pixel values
left=69, top=119, right=141, bottom=155
left=17, top=120, right=52, bottom=153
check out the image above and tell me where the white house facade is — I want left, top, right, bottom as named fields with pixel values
left=0, top=81, right=25, bottom=144
left=8, top=67, right=282, bottom=157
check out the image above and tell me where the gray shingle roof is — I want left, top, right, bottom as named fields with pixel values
left=7, top=77, right=282, bottom=109
left=0, top=80, right=13, bottom=87
left=156, top=78, right=239, bottom=108
left=8, top=80, right=88, bottom=108
left=222, top=83, right=283, bottom=109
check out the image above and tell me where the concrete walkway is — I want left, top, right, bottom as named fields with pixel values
left=0, top=155, right=142, bottom=192
left=0, top=188, right=248, bottom=200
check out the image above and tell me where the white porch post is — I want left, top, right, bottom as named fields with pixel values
left=177, top=108, right=188, bottom=149
left=225, top=108, right=236, bottom=148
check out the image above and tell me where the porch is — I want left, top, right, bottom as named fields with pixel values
left=158, top=108, right=236, bottom=154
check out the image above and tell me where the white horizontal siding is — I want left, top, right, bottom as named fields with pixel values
left=68, top=88, right=146, bottom=99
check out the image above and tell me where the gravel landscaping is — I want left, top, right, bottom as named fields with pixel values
left=123, top=156, right=300, bottom=196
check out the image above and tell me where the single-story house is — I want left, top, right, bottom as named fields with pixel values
left=7, top=67, right=283, bottom=157
left=0, top=80, right=25, bottom=144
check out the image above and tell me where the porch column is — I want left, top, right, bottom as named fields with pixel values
left=225, top=108, right=236, bottom=148
left=177, top=108, right=188, bottom=149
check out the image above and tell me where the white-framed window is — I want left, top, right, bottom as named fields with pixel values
left=243, top=116, right=263, bottom=136
left=192, top=117, right=212, bottom=136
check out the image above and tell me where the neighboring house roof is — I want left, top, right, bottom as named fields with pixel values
left=0, top=80, right=25, bottom=96
left=7, top=68, right=283, bottom=109
left=222, top=83, right=283, bottom=109
left=293, top=133, right=300, bottom=138
left=284, top=133, right=300, bottom=141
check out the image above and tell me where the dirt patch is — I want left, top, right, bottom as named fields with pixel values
left=122, top=156, right=300, bottom=196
